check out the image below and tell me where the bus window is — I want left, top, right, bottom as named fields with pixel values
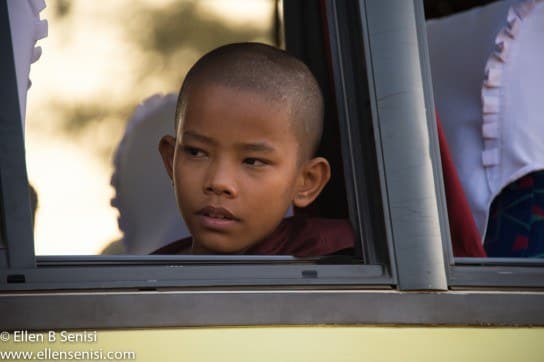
left=2, top=0, right=402, bottom=292
left=426, top=0, right=544, bottom=284
left=22, top=0, right=383, bottom=264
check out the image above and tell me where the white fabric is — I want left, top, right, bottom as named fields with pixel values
left=7, top=0, right=47, bottom=127
left=427, top=0, right=544, bottom=240
left=110, top=94, right=190, bottom=254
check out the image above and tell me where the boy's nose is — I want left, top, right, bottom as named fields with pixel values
left=203, top=160, right=238, bottom=198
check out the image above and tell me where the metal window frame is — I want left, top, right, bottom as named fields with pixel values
left=359, top=0, right=449, bottom=290
left=3, top=290, right=544, bottom=330
left=322, top=0, right=390, bottom=268
left=0, top=0, right=36, bottom=270
left=1, top=0, right=397, bottom=292
left=414, top=5, right=544, bottom=289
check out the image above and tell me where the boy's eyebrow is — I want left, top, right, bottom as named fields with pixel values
left=182, top=131, right=217, bottom=145
left=238, top=142, right=276, bottom=153
left=183, top=131, right=277, bottom=153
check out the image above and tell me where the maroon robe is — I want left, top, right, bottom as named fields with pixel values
left=152, top=216, right=355, bottom=257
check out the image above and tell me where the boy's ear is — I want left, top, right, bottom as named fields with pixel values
left=293, top=157, right=331, bottom=208
left=158, top=135, right=176, bottom=180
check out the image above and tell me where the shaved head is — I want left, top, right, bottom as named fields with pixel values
left=175, top=42, right=324, bottom=160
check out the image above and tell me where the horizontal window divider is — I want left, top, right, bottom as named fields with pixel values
left=449, top=265, right=544, bottom=288
left=1, top=289, right=543, bottom=330
left=455, top=257, right=544, bottom=267
left=0, top=264, right=389, bottom=291
left=35, top=255, right=363, bottom=267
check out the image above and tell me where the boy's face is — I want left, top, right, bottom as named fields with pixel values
left=166, top=83, right=304, bottom=254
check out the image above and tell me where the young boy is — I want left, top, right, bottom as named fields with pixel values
left=155, top=42, right=354, bottom=256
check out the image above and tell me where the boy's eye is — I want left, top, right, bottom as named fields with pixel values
left=183, top=146, right=206, bottom=158
left=243, top=158, right=267, bottom=167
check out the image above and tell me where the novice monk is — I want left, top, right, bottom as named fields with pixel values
left=154, top=42, right=355, bottom=256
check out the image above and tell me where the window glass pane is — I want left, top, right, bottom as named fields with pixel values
left=25, top=0, right=360, bottom=259
left=26, top=0, right=278, bottom=255
left=425, top=0, right=544, bottom=259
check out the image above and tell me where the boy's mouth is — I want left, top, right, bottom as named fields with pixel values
left=196, top=206, right=240, bottom=231
left=196, top=206, right=239, bottom=221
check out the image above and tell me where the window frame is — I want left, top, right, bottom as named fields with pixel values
left=0, top=0, right=36, bottom=271
left=414, top=0, right=544, bottom=288
left=3, top=290, right=544, bottom=330
left=0, top=0, right=396, bottom=292
left=417, top=0, right=544, bottom=288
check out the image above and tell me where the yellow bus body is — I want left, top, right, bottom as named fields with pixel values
left=3, top=326, right=544, bottom=362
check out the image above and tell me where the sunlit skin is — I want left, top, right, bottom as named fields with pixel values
left=159, top=83, right=330, bottom=254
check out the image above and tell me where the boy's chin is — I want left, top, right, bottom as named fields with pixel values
left=192, top=235, right=252, bottom=255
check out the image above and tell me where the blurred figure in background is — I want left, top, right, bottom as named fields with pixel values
left=104, top=94, right=189, bottom=254
left=427, top=0, right=544, bottom=257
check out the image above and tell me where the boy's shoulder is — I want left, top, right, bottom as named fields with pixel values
left=247, top=216, right=354, bottom=256
left=152, top=217, right=355, bottom=256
